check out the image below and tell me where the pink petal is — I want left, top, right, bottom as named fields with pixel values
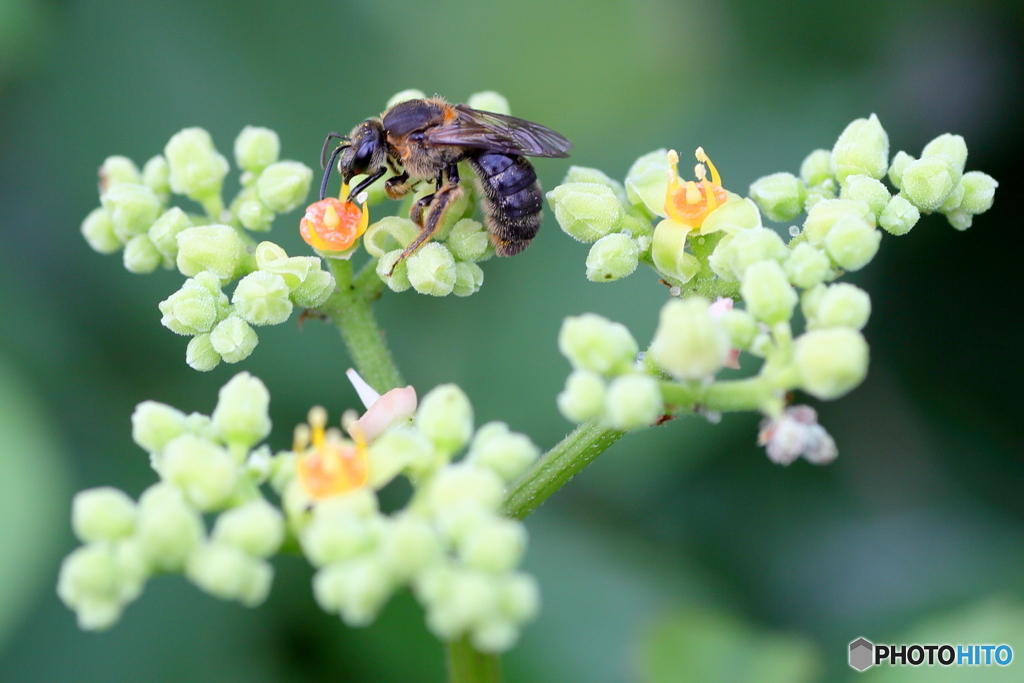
left=708, top=297, right=733, bottom=319
left=351, top=386, right=417, bottom=441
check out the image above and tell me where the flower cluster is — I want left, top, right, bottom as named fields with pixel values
left=548, top=115, right=997, bottom=463
left=59, top=371, right=542, bottom=653
left=302, top=90, right=517, bottom=298
left=81, top=127, right=335, bottom=369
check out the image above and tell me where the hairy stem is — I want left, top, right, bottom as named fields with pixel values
left=503, top=420, right=625, bottom=519
left=446, top=638, right=502, bottom=683
left=320, top=258, right=405, bottom=393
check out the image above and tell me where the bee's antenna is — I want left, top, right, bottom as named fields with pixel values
left=319, top=143, right=349, bottom=201
left=320, top=132, right=349, bottom=169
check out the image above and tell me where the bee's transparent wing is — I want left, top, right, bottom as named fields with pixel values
left=423, top=105, right=572, bottom=158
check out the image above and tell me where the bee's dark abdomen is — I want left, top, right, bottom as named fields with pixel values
left=469, top=152, right=543, bottom=256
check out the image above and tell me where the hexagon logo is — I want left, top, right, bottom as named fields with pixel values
left=849, top=637, right=874, bottom=672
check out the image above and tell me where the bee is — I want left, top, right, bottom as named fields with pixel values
left=319, top=97, right=572, bottom=271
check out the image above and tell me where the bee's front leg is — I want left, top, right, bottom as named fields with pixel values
left=384, top=171, right=417, bottom=200
left=388, top=183, right=465, bottom=276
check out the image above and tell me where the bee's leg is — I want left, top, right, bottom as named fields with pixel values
left=446, top=163, right=460, bottom=185
left=387, top=183, right=465, bottom=275
left=384, top=172, right=417, bottom=199
left=347, top=167, right=386, bottom=201
left=409, top=192, right=435, bottom=227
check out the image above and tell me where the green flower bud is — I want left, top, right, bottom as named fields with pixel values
left=364, top=216, right=420, bottom=257
left=422, top=567, right=499, bottom=639
left=650, top=298, right=730, bottom=381
left=379, top=513, right=440, bottom=581
left=211, top=372, right=271, bottom=449
left=209, top=316, right=258, bottom=363
left=719, top=308, right=758, bottom=350
left=831, top=113, right=889, bottom=183
left=802, top=199, right=872, bottom=246
left=233, top=189, right=275, bottom=232
left=186, top=334, right=221, bottom=372
left=624, top=148, right=669, bottom=216
left=466, top=91, right=511, bottom=115
left=557, top=369, right=606, bottom=423
left=586, top=233, right=638, bottom=282
left=878, top=195, right=920, bottom=236
left=377, top=250, right=412, bottom=293
left=558, top=313, right=638, bottom=376
left=407, top=242, right=457, bottom=296
left=740, top=260, right=797, bottom=324
left=185, top=542, right=272, bottom=607
left=428, top=465, right=504, bottom=523
left=794, top=327, right=869, bottom=400
left=921, top=133, right=967, bottom=171
left=562, top=165, right=628, bottom=204
left=446, top=219, right=494, bottom=262
left=812, top=283, right=871, bottom=330
left=417, top=384, right=474, bottom=455
left=466, top=422, right=540, bottom=483
left=887, top=150, right=915, bottom=190
left=724, top=227, right=788, bottom=279
left=232, top=271, right=293, bottom=326
left=841, top=174, right=890, bottom=220
left=142, top=155, right=170, bottom=204
left=453, top=261, right=484, bottom=297
left=652, top=220, right=700, bottom=283
left=212, top=498, right=284, bottom=558
left=256, top=161, right=312, bottom=213
left=386, top=89, right=427, bottom=108
left=800, top=283, right=826, bottom=321
left=945, top=209, right=972, bottom=231
left=300, top=497, right=378, bottom=567
left=824, top=215, right=881, bottom=271
left=959, top=171, right=998, bottom=214
left=136, top=483, right=204, bottom=572
left=57, top=545, right=126, bottom=630
left=939, top=182, right=965, bottom=213
left=290, top=268, right=336, bottom=308
left=175, top=225, right=244, bottom=280
left=161, top=433, right=239, bottom=511
left=473, top=618, right=520, bottom=654
left=784, top=242, right=831, bottom=289
left=900, top=156, right=959, bottom=211
left=123, top=234, right=162, bottom=274
left=99, top=156, right=141, bottom=189
left=159, top=276, right=227, bottom=336
left=132, top=400, right=188, bottom=453
left=165, top=127, right=229, bottom=201
left=547, top=183, right=624, bottom=243
left=81, top=207, right=122, bottom=254
left=748, top=172, right=807, bottom=223
left=234, top=126, right=280, bottom=173
left=101, top=183, right=162, bottom=242
left=313, top=557, right=392, bottom=626
left=499, top=572, right=540, bottom=623
left=72, top=488, right=137, bottom=543
left=370, top=426, right=434, bottom=484
left=803, top=180, right=837, bottom=212
left=458, top=517, right=526, bottom=573
left=148, top=207, right=192, bottom=265
left=800, top=149, right=834, bottom=186
left=603, top=374, right=663, bottom=431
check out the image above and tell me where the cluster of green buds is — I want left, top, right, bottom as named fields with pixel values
left=549, top=115, right=997, bottom=463
left=81, top=127, right=335, bottom=369
left=59, top=371, right=542, bottom=653
left=303, top=90, right=514, bottom=297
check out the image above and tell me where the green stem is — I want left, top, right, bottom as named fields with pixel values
left=446, top=638, right=502, bottom=683
left=503, top=420, right=625, bottom=520
left=320, top=258, right=405, bottom=393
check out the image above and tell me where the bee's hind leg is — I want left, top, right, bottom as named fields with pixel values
left=388, top=182, right=465, bottom=276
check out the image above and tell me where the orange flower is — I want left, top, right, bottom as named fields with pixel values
left=664, top=148, right=729, bottom=229
left=299, top=183, right=368, bottom=253
left=296, top=406, right=369, bottom=500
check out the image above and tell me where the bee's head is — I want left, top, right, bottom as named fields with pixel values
left=319, top=119, right=387, bottom=200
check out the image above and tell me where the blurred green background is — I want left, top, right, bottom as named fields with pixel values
left=1, top=0, right=1022, bottom=680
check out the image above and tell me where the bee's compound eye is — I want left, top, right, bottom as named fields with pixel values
left=352, top=139, right=376, bottom=173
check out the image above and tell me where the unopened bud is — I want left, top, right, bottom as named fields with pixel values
left=624, top=148, right=669, bottom=216
left=547, top=183, right=624, bottom=243
left=161, top=433, right=239, bottom=511
left=784, top=243, right=831, bottom=289
left=72, top=488, right=137, bottom=543
left=794, top=327, right=869, bottom=400
left=586, top=233, right=639, bottom=282
left=650, top=298, right=730, bottom=381
left=800, top=149, right=834, bottom=186
left=209, top=316, right=258, bottom=364
left=831, top=114, right=889, bottom=183
left=186, top=333, right=221, bottom=372
left=407, top=242, right=457, bottom=296
left=81, top=208, right=122, bottom=254
left=900, top=156, right=959, bottom=211
left=958, top=171, right=998, bottom=215
left=234, top=126, right=280, bottom=174
left=466, top=422, right=540, bottom=483
left=562, top=165, right=627, bottom=204
left=823, top=215, right=880, bottom=272
left=466, top=91, right=511, bottom=115
left=558, top=313, right=638, bottom=376
left=452, top=261, right=484, bottom=297
left=232, top=271, right=294, bottom=326
left=740, top=260, right=797, bottom=324
left=123, top=234, right=162, bottom=274
left=921, top=133, right=967, bottom=171
left=878, top=195, right=920, bottom=236
left=811, top=283, right=871, bottom=330
left=748, top=172, right=807, bottom=222
left=417, top=384, right=474, bottom=455
left=212, top=498, right=284, bottom=558
left=887, top=151, right=915, bottom=190
left=148, top=207, right=192, bottom=264
left=175, top=225, right=245, bottom=280
left=603, top=374, right=663, bottom=430
left=211, top=371, right=271, bottom=449
left=165, top=127, right=229, bottom=201
left=446, top=219, right=493, bottom=262
left=256, top=161, right=312, bottom=213
left=101, top=183, right=162, bottom=242
left=840, top=175, right=890, bottom=220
